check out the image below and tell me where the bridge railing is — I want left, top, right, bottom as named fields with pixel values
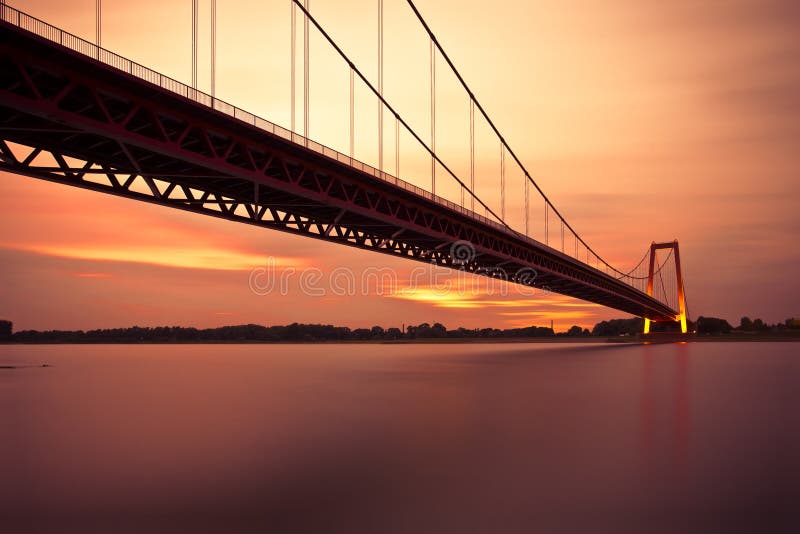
left=0, top=4, right=513, bottom=235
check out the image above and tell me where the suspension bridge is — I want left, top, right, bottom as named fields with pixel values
left=0, top=1, right=688, bottom=332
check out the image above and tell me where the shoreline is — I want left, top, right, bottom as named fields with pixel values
left=2, top=334, right=799, bottom=345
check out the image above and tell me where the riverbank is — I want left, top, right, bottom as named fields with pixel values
left=2, top=333, right=799, bottom=345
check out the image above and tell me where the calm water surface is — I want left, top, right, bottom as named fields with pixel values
left=2, top=342, right=799, bottom=533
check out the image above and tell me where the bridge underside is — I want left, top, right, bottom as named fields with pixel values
left=0, top=21, right=677, bottom=321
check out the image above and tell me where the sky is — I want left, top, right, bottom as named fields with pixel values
left=1, top=0, right=798, bottom=332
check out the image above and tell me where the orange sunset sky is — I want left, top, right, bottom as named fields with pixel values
left=1, top=0, right=798, bottom=331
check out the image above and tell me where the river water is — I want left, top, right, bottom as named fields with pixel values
left=2, top=342, right=798, bottom=533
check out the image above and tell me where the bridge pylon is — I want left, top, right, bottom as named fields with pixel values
left=643, top=240, right=688, bottom=334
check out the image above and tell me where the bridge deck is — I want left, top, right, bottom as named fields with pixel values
left=0, top=7, right=678, bottom=321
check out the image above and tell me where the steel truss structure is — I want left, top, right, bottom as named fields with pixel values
left=0, top=19, right=677, bottom=321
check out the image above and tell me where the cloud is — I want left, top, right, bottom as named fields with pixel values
left=73, top=272, right=114, bottom=278
left=390, top=284, right=601, bottom=312
left=4, top=243, right=303, bottom=272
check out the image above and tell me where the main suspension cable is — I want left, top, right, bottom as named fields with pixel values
left=403, top=0, right=640, bottom=278
left=288, top=0, right=512, bottom=232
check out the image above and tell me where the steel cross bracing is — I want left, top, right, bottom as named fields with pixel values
left=0, top=20, right=678, bottom=321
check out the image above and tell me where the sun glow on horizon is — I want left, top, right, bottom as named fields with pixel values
left=389, top=286, right=602, bottom=329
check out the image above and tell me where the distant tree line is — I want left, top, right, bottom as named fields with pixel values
left=10, top=323, right=355, bottom=343
left=3, top=321, right=582, bottom=343
left=405, top=322, right=563, bottom=339
left=2, top=316, right=797, bottom=343
left=591, top=316, right=800, bottom=336
left=695, top=316, right=800, bottom=335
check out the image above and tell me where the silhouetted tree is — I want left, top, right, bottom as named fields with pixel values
left=696, top=316, right=732, bottom=335
left=409, top=322, right=447, bottom=338
left=566, top=325, right=583, bottom=337
left=445, top=327, right=471, bottom=338
left=370, top=326, right=385, bottom=339
left=352, top=328, right=372, bottom=340
left=739, top=317, right=753, bottom=331
left=592, top=318, right=643, bottom=336
left=385, top=327, right=402, bottom=339
left=0, top=320, right=11, bottom=341
left=431, top=323, right=447, bottom=338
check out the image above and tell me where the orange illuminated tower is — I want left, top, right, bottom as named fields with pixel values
left=643, top=241, right=688, bottom=334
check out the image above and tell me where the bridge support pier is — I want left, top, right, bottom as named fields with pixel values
left=643, top=241, right=688, bottom=334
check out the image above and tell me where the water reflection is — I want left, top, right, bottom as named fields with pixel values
left=672, top=345, right=690, bottom=468
left=639, top=344, right=692, bottom=472
left=2, top=342, right=798, bottom=532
